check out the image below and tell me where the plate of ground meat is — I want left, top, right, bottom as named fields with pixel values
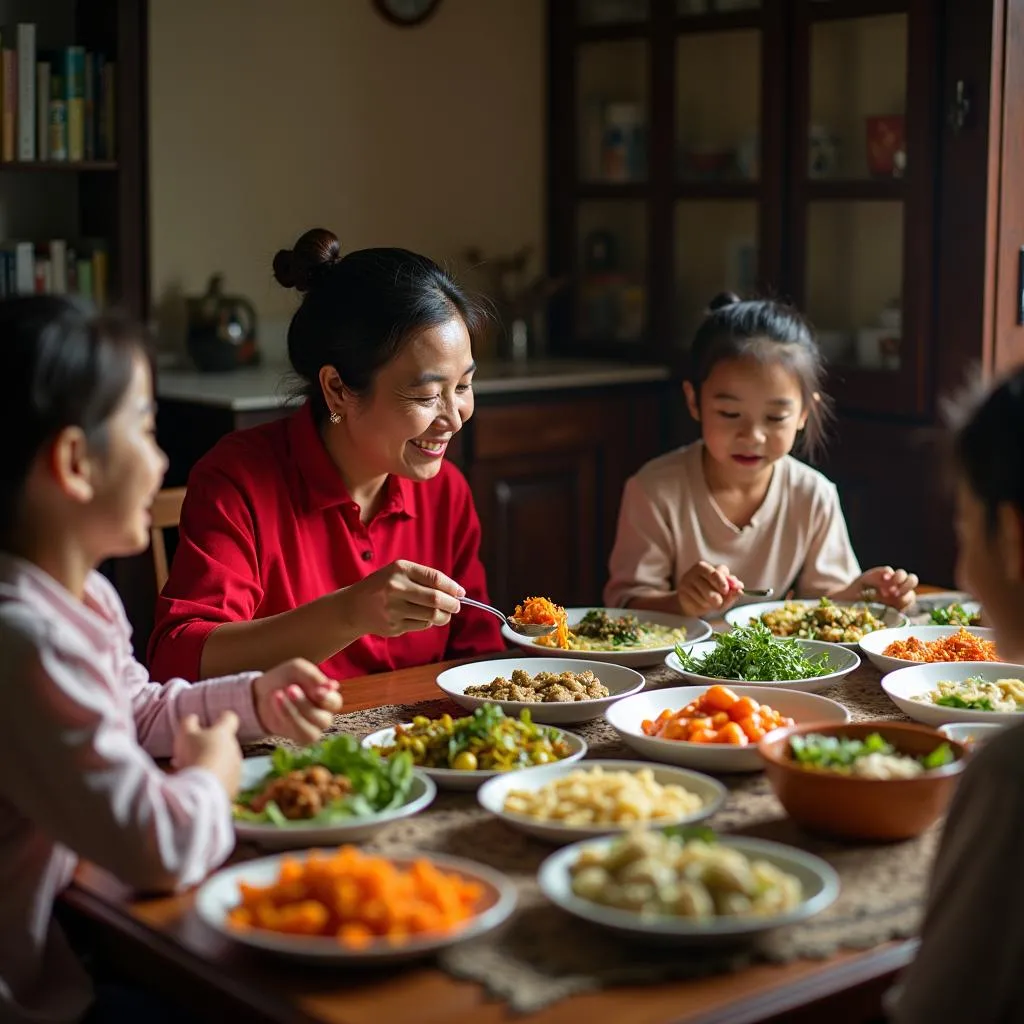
left=436, top=658, right=646, bottom=724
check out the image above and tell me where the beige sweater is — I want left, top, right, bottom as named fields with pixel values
left=604, top=442, right=861, bottom=608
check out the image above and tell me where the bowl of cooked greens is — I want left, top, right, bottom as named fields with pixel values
left=758, top=721, right=968, bottom=840
left=502, top=604, right=712, bottom=668
left=233, top=735, right=437, bottom=849
left=664, top=623, right=860, bottom=694
left=362, top=704, right=587, bottom=791
left=911, top=591, right=983, bottom=626
left=880, top=661, right=1024, bottom=727
left=724, top=598, right=907, bottom=648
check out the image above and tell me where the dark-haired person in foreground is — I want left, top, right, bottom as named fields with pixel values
left=604, top=292, right=918, bottom=619
left=0, top=296, right=341, bottom=1022
left=148, top=229, right=504, bottom=683
left=888, top=366, right=1024, bottom=1023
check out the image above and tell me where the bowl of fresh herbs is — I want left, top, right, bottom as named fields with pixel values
left=233, top=734, right=436, bottom=849
left=757, top=721, right=968, bottom=840
left=664, top=623, right=860, bottom=694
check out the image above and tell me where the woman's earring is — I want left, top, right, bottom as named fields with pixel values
left=329, top=411, right=342, bottom=425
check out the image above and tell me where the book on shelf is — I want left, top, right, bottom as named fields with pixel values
left=0, top=237, right=108, bottom=307
left=0, top=24, right=115, bottom=164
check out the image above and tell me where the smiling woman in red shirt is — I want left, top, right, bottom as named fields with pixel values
left=147, top=228, right=505, bottom=683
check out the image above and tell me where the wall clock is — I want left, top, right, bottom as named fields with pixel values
left=373, top=0, right=442, bottom=27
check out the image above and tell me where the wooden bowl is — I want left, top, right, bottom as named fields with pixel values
left=757, top=721, right=968, bottom=841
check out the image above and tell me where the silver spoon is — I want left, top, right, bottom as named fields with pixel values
left=458, top=596, right=557, bottom=637
left=741, top=588, right=774, bottom=598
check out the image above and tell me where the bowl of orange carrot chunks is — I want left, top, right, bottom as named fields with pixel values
left=195, top=845, right=517, bottom=963
left=604, top=684, right=851, bottom=773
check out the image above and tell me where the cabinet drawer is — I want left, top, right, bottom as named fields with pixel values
left=471, top=398, right=626, bottom=459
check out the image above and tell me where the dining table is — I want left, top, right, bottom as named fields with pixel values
left=57, top=624, right=948, bottom=1024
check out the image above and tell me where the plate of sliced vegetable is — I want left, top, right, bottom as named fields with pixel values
left=664, top=623, right=860, bottom=693
left=605, top=684, right=851, bottom=772
left=362, top=704, right=587, bottom=791
left=197, top=845, right=517, bottom=964
left=501, top=597, right=711, bottom=668
left=724, top=598, right=907, bottom=648
left=233, top=735, right=436, bottom=849
left=881, top=661, right=1024, bottom=726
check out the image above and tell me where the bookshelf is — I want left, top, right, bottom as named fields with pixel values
left=0, top=0, right=147, bottom=316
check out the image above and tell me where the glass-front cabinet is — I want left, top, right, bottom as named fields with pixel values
left=548, top=0, right=937, bottom=417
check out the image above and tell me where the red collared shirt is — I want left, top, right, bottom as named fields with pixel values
left=148, top=404, right=505, bottom=682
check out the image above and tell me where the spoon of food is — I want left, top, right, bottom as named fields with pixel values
left=457, top=596, right=558, bottom=637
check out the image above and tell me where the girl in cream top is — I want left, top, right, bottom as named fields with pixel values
left=605, top=294, right=918, bottom=618
left=0, top=297, right=343, bottom=1024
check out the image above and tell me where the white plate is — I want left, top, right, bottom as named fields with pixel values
left=232, top=757, right=437, bottom=850
left=436, top=658, right=645, bottom=724
left=501, top=608, right=712, bottom=668
left=938, top=721, right=1009, bottom=748
left=195, top=848, right=517, bottom=964
left=723, top=600, right=908, bottom=650
left=664, top=639, right=860, bottom=694
left=881, top=661, right=1024, bottom=726
left=604, top=685, right=852, bottom=773
left=910, top=591, right=980, bottom=616
left=538, top=834, right=839, bottom=945
left=476, top=759, right=726, bottom=844
left=859, top=625, right=1000, bottom=674
left=361, top=724, right=588, bottom=791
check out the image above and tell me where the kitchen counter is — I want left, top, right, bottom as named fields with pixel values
left=156, top=358, right=673, bottom=411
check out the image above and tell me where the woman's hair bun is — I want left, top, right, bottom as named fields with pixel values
left=708, top=291, right=741, bottom=312
left=272, top=228, right=342, bottom=293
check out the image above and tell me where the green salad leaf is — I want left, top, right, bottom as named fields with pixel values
left=935, top=693, right=995, bottom=712
left=789, top=731, right=954, bottom=772
left=235, top=733, right=414, bottom=828
left=922, top=743, right=955, bottom=770
left=929, top=603, right=981, bottom=627
left=675, top=622, right=833, bottom=681
left=661, top=824, right=717, bottom=844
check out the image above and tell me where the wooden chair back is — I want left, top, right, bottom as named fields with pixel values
left=149, top=487, right=186, bottom=592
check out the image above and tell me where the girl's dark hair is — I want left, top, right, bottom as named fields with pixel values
left=273, top=228, right=488, bottom=420
left=952, top=366, right=1024, bottom=531
left=0, top=295, right=145, bottom=541
left=689, top=291, right=832, bottom=461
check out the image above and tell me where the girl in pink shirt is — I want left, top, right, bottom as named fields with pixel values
left=605, top=292, right=918, bottom=619
left=0, top=296, right=343, bottom=1023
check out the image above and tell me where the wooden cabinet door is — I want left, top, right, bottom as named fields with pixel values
left=469, top=449, right=598, bottom=610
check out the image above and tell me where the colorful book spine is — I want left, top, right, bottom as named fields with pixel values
left=49, top=65, right=67, bottom=160
left=64, top=45, right=84, bottom=162
left=83, top=49, right=94, bottom=160
left=35, top=56, right=49, bottom=160
left=49, top=238, right=67, bottom=293
left=15, top=23, right=34, bottom=160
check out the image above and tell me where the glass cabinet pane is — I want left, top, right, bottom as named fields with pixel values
left=678, top=0, right=760, bottom=12
left=676, top=30, right=760, bottom=182
left=578, top=41, right=649, bottom=183
left=674, top=201, right=758, bottom=341
left=578, top=0, right=649, bottom=26
left=577, top=201, right=647, bottom=343
left=805, top=201, right=903, bottom=371
left=809, top=15, right=908, bottom=180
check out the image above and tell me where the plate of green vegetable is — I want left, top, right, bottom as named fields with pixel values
left=664, top=623, right=860, bottom=693
left=881, top=661, right=1024, bottom=726
left=911, top=592, right=983, bottom=625
left=362, top=704, right=588, bottom=791
left=233, top=734, right=436, bottom=849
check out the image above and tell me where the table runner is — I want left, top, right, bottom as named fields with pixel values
left=241, top=661, right=941, bottom=1012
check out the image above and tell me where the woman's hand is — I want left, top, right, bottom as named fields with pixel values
left=677, top=561, right=744, bottom=618
left=172, top=710, right=243, bottom=797
left=834, top=566, right=919, bottom=611
left=338, top=560, right=465, bottom=638
left=252, top=658, right=343, bottom=745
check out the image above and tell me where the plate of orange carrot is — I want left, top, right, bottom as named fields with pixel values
left=196, top=845, right=518, bottom=963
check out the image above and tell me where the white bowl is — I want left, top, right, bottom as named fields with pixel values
left=604, top=685, right=852, bottom=773
left=664, top=639, right=860, bottom=694
left=881, top=661, right=1024, bottom=726
left=195, top=848, right=517, bottom=964
left=234, top=757, right=437, bottom=850
left=538, top=834, right=839, bottom=945
left=476, top=759, right=726, bottom=844
left=723, top=600, right=908, bottom=649
left=938, top=721, right=1009, bottom=749
left=911, top=591, right=981, bottom=618
left=501, top=607, right=712, bottom=668
left=361, top=724, right=588, bottom=791
left=436, top=658, right=645, bottom=724
left=859, top=625, right=1000, bottom=674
